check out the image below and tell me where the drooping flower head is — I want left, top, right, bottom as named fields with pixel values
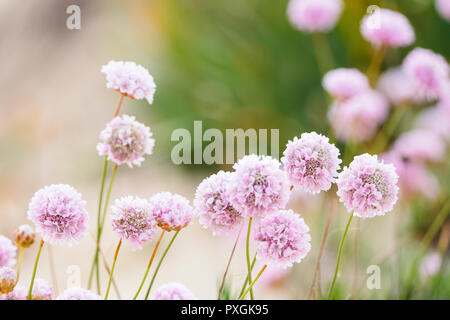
left=152, top=282, right=196, bottom=300
left=14, top=224, right=36, bottom=248
left=0, top=267, right=17, bottom=294
left=56, top=287, right=101, bottom=300
left=101, top=60, right=156, bottom=104
left=336, top=154, right=399, bottom=218
left=436, top=0, right=450, bottom=21
left=149, top=192, right=194, bottom=232
left=228, top=155, right=290, bottom=218
left=97, top=115, right=155, bottom=167
left=194, top=171, right=243, bottom=236
left=329, top=90, right=389, bottom=142
left=322, top=68, right=369, bottom=101
left=361, top=8, right=415, bottom=48
left=403, top=48, right=449, bottom=99
left=254, top=209, right=311, bottom=268
left=282, top=132, right=341, bottom=194
left=31, top=278, right=53, bottom=300
left=0, top=236, right=16, bottom=268
left=377, top=67, right=424, bottom=106
left=0, top=285, right=26, bottom=300
left=110, top=196, right=158, bottom=250
left=392, top=130, right=445, bottom=164
left=287, top=0, right=343, bottom=32
left=27, top=184, right=88, bottom=246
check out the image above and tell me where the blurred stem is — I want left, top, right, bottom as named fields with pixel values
left=113, top=94, right=125, bottom=117
left=47, top=245, right=59, bottom=296
left=239, top=265, right=267, bottom=300
left=133, top=230, right=166, bottom=300
left=328, top=211, right=354, bottom=300
left=104, top=238, right=122, bottom=300
left=312, top=33, right=334, bottom=108
left=372, top=107, right=407, bottom=154
left=144, top=231, right=180, bottom=300
left=245, top=217, right=255, bottom=300
left=238, top=254, right=256, bottom=299
left=367, top=45, right=386, bottom=86
left=27, top=239, right=44, bottom=300
left=16, top=247, right=24, bottom=283
left=100, top=164, right=118, bottom=234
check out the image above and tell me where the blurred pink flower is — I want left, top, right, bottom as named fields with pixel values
left=101, top=60, right=156, bottom=104
left=337, top=154, right=399, bottom=218
left=287, top=0, right=343, bottom=32
left=415, top=105, right=450, bottom=141
left=0, top=285, right=26, bottom=300
left=254, top=209, right=311, bottom=268
left=377, top=67, right=424, bottom=106
left=255, top=264, right=290, bottom=288
left=57, top=287, right=101, bottom=300
left=360, top=8, right=415, bottom=48
left=282, top=132, right=341, bottom=194
left=152, top=282, right=196, bottom=300
left=322, top=68, right=370, bottom=101
left=436, top=0, right=450, bottom=21
left=0, top=235, right=16, bottom=268
left=393, top=129, right=446, bottom=164
left=27, top=184, right=88, bottom=246
left=0, top=267, right=17, bottom=294
left=420, top=252, right=442, bottom=278
left=149, top=192, right=194, bottom=232
left=31, top=278, right=53, bottom=300
left=97, top=115, right=155, bottom=168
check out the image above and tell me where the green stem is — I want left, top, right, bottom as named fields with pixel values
left=104, top=238, right=122, bottom=300
left=144, top=231, right=180, bottom=300
left=239, top=265, right=267, bottom=300
left=367, top=45, right=386, bottom=86
left=238, top=255, right=256, bottom=299
left=100, top=164, right=118, bottom=233
left=328, top=211, right=354, bottom=300
left=27, top=240, right=44, bottom=300
left=245, top=217, right=254, bottom=300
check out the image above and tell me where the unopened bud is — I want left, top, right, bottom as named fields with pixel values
left=14, top=224, right=36, bottom=248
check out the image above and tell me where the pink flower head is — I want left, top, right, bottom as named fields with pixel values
left=0, top=235, right=16, bottom=268
left=110, top=196, right=158, bottom=250
left=403, top=48, right=449, bottom=99
left=97, top=115, right=155, bottom=168
left=27, top=184, right=88, bottom=246
left=282, top=132, right=341, bottom=194
left=0, top=267, right=17, bottom=294
left=287, top=0, right=343, bottom=32
left=194, top=171, right=243, bottom=236
left=420, top=252, right=442, bottom=278
left=337, top=154, right=399, bottom=218
left=254, top=209, right=311, bottom=268
left=361, top=8, right=415, bottom=48
left=377, top=67, right=424, bottom=106
left=228, top=155, right=290, bottom=218
left=14, top=224, right=36, bottom=248
left=56, top=287, right=101, bottom=300
left=152, top=282, right=196, bottom=300
left=322, top=68, right=370, bottom=101
left=31, top=278, right=53, bottom=300
left=149, top=192, right=194, bottom=232
left=0, top=285, right=26, bottom=300
left=329, top=90, right=389, bottom=142
left=436, top=0, right=450, bottom=21
left=415, top=106, right=450, bottom=141
left=256, top=264, right=290, bottom=288
left=393, top=130, right=445, bottom=164
left=101, top=60, right=156, bottom=104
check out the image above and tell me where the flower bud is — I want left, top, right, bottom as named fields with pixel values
left=0, top=267, right=17, bottom=294
left=14, top=224, right=36, bottom=248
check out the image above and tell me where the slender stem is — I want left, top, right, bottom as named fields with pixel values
left=113, top=94, right=125, bottom=117
left=367, top=45, right=386, bottom=86
left=100, top=164, right=118, bottom=231
left=238, top=255, right=256, bottom=299
left=47, top=245, right=59, bottom=296
left=133, top=230, right=166, bottom=300
left=104, top=238, right=122, bottom=300
left=239, top=265, right=267, bottom=300
left=27, top=240, right=44, bottom=300
left=16, top=247, right=24, bottom=283
left=245, top=217, right=254, bottom=300
left=144, top=231, right=180, bottom=300
left=218, top=224, right=244, bottom=300
left=328, top=211, right=354, bottom=300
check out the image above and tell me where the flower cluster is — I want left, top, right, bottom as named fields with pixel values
left=56, top=287, right=101, bottom=300
left=0, top=285, right=26, bottom=300
left=322, top=68, right=369, bottom=101
left=0, top=235, right=16, bottom=268
left=377, top=67, right=423, bottom=106
left=436, top=0, right=450, bottom=21
left=287, top=0, right=343, bottom=32
left=149, top=192, right=194, bottom=232
left=152, top=282, right=196, bottom=300
left=0, top=267, right=17, bottom=294
left=31, top=278, right=53, bottom=300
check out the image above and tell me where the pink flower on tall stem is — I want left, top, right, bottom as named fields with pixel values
left=377, top=67, right=424, bottom=106
left=287, top=0, right=343, bottom=32
left=149, top=192, right=194, bottom=232
left=436, top=0, right=450, bottom=21
left=393, top=130, right=446, bottom=164
left=322, top=68, right=369, bottom=101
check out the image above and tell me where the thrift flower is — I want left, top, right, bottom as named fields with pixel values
left=377, top=67, right=423, bottom=106
left=287, top=0, right=343, bottom=32
left=0, top=267, right=17, bottom=294
left=56, top=287, right=101, bottom=300
left=336, top=154, right=399, bottom=218
left=0, top=235, right=16, bottom=268
left=436, top=0, right=450, bottom=21
left=322, top=68, right=370, bottom=101
left=111, top=196, right=158, bottom=250
left=0, top=285, right=26, bottom=300
left=27, top=184, right=88, bottom=246
left=415, top=106, right=450, bottom=141
left=149, top=192, right=194, bottom=232
left=254, top=209, right=311, bottom=268
left=420, top=252, right=442, bottom=278
left=194, top=171, right=243, bottom=235
left=282, top=132, right=341, bottom=194
left=101, top=60, right=156, bottom=104
left=97, top=115, right=155, bottom=167
left=393, top=130, right=445, bottom=164
left=14, top=224, right=36, bottom=248
left=31, top=278, right=53, bottom=300
left=152, top=282, right=196, bottom=300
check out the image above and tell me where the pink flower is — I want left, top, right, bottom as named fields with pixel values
left=149, top=192, right=194, bottom=232
left=336, top=154, right=399, bottom=218
left=282, top=132, right=341, bottom=194
left=0, top=267, right=17, bottom=294
left=361, top=8, right=415, bottom=48
left=403, top=48, right=449, bottom=99
left=0, top=285, right=26, bottom=300
left=194, top=171, right=243, bottom=236
left=329, top=90, right=389, bottom=142
left=377, top=67, right=424, bottom=106
left=31, top=278, right=53, bottom=300
left=0, top=236, right=16, bottom=268
left=256, top=264, right=290, bottom=288
left=56, top=287, right=101, bottom=300
left=101, top=60, right=156, bottom=104
left=254, top=209, right=311, bottom=268
left=14, top=224, right=36, bottom=248
left=393, top=130, right=446, bottom=164
left=436, top=0, right=450, bottom=21
left=322, top=68, right=369, bottom=101
left=420, top=252, right=442, bottom=278
left=97, top=115, right=155, bottom=168
left=111, top=196, right=158, bottom=250
left=415, top=106, right=450, bottom=141
left=152, top=282, right=196, bottom=300
left=27, top=184, right=88, bottom=246
left=228, top=155, right=290, bottom=218
left=287, top=0, right=343, bottom=32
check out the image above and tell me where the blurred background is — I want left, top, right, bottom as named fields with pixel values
left=0, top=0, right=449, bottom=299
